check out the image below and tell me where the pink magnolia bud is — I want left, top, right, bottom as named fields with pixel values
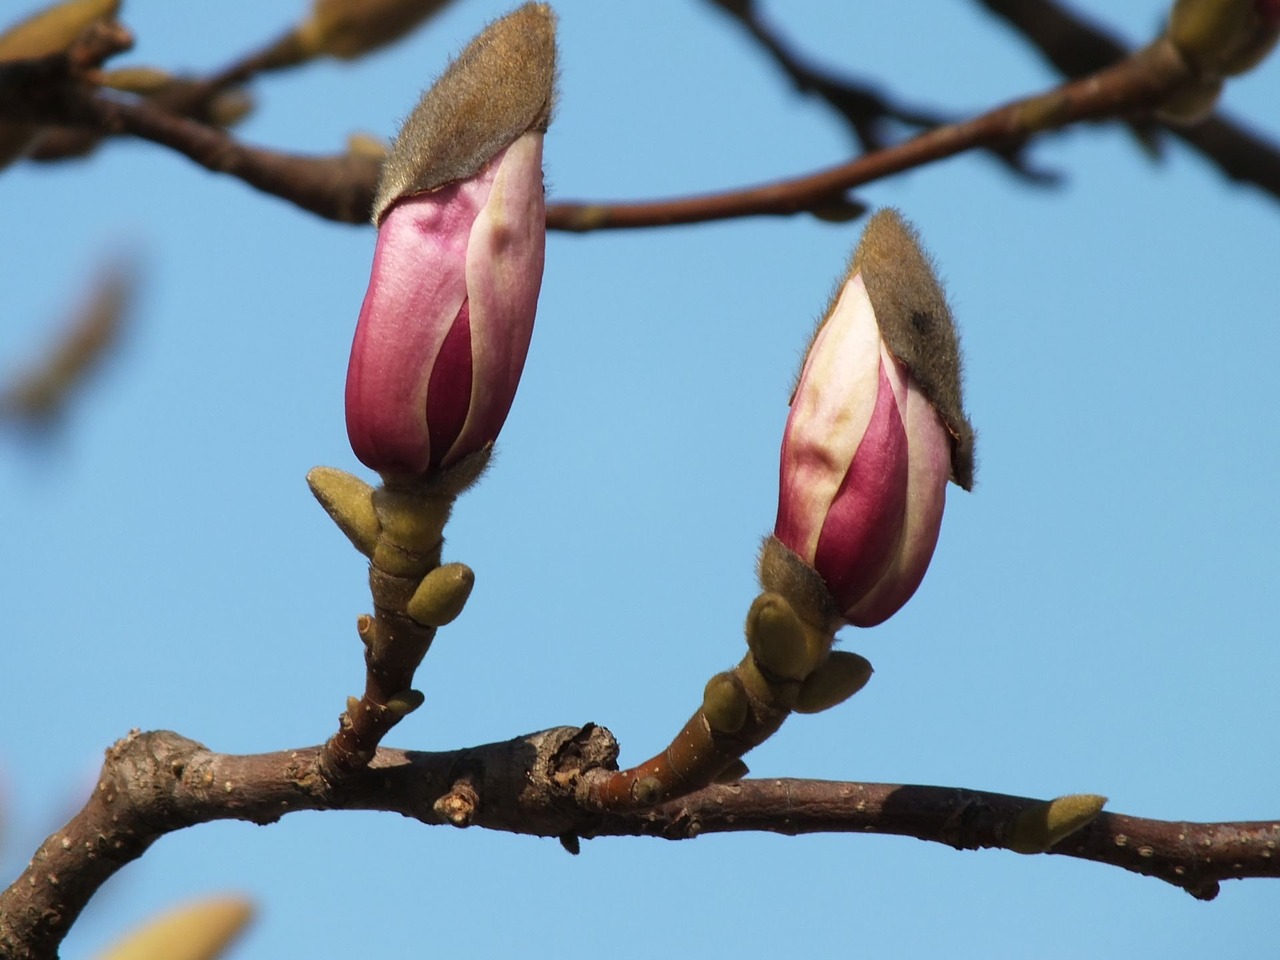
left=344, top=4, right=556, bottom=477
left=774, top=210, right=973, bottom=627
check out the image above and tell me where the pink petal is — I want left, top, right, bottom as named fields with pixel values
left=846, top=367, right=951, bottom=626
left=444, top=132, right=546, bottom=465
left=345, top=180, right=490, bottom=474
left=424, top=298, right=473, bottom=465
left=775, top=272, right=883, bottom=560
left=812, top=357, right=910, bottom=613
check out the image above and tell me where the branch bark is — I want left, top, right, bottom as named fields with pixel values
left=976, top=0, right=1280, bottom=197
left=3, top=17, right=1276, bottom=230
left=2, top=724, right=1276, bottom=959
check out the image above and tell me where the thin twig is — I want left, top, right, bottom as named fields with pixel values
left=976, top=0, right=1280, bottom=199
left=703, top=0, right=1057, bottom=183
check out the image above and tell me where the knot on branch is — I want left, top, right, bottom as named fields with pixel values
left=100, top=729, right=207, bottom=819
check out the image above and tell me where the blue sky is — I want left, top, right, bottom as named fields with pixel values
left=2, top=1, right=1278, bottom=957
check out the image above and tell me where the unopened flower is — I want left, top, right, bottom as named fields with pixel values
left=344, top=3, right=556, bottom=477
left=774, top=210, right=974, bottom=627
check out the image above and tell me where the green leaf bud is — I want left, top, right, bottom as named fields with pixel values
left=1008, top=793, right=1107, bottom=854
left=1154, top=75, right=1224, bottom=125
left=1168, top=0, right=1280, bottom=77
left=793, top=651, right=874, bottom=714
left=298, top=0, right=454, bottom=62
left=746, top=592, right=826, bottom=682
left=713, top=759, right=750, bottom=784
left=632, top=776, right=664, bottom=806
left=306, top=466, right=379, bottom=556
left=96, top=894, right=254, bottom=960
left=386, top=689, right=426, bottom=716
left=702, top=672, right=749, bottom=734
left=0, top=0, right=120, bottom=61
left=406, top=562, right=475, bottom=626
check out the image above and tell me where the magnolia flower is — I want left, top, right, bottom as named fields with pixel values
left=774, top=210, right=974, bottom=627
left=344, top=3, right=556, bottom=477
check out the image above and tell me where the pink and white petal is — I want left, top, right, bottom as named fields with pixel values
left=811, top=359, right=910, bottom=612
left=447, top=132, right=546, bottom=464
left=845, top=373, right=951, bottom=627
left=345, top=185, right=482, bottom=473
left=776, top=272, right=883, bottom=561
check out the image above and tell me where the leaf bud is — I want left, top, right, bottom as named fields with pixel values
left=793, top=651, right=874, bottom=714
left=306, top=466, right=380, bottom=557
left=1168, top=0, right=1280, bottom=77
left=406, top=562, right=475, bottom=626
left=1008, top=793, right=1107, bottom=854
left=702, top=672, right=749, bottom=733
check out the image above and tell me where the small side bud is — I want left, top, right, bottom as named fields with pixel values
left=406, top=562, right=475, bottom=626
left=0, top=0, right=120, bottom=60
left=307, top=467, right=380, bottom=556
left=1155, top=75, right=1224, bottom=124
left=298, top=0, right=453, bottom=62
left=0, top=0, right=121, bottom=169
left=745, top=593, right=826, bottom=682
left=632, top=776, right=664, bottom=806
left=386, top=689, right=426, bottom=717
left=0, top=259, right=135, bottom=425
left=1168, top=0, right=1280, bottom=77
left=702, top=672, right=749, bottom=734
left=713, top=759, right=750, bottom=784
left=757, top=535, right=841, bottom=629
left=99, top=66, right=174, bottom=93
left=793, top=651, right=874, bottom=714
left=95, top=894, right=254, bottom=960
left=1008, top=794, right=1108, bottom=854
left=345, top=695, right=361, bottom=715
left=346, top=132, right=389, bottom=163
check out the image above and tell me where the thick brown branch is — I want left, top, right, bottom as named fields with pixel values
left=598, top=778, right=1279, bottom=902
left=976, top=0, right=1280, bottom=200
left=1, top=724, right=1276, bottom=958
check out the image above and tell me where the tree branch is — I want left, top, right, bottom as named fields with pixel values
left=3, top=23, right=1267, bottom=230
left=546, top=35, right=1195, bottom=230
left=702, top=0, right=1058, bottom=184
left=976, top=0, right=1280, bottom=199
left=1, top=723, right=1275, bottom=959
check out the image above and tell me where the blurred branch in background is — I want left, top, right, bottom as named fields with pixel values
left=976, top=0, right=1280, bottom=197
left=0, top=258, right=137, bottom=433
left=4, top=3, right=1276, bottom=231
left=3, top=0, right=455, bottom=167
left=702, top=0, right=1060, bottom=184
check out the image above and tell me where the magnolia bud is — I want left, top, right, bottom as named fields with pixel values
left=775, top=210, right=973, bottom=627
left=344, top=4, right=556, bottom=477
left=298, top=0, right=454, bottom=61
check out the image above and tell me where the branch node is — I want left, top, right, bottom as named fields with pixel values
left=434, top=781, right=480, bottom=828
